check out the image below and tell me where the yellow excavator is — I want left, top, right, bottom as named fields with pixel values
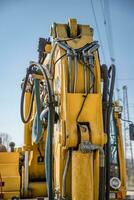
left=0, top=19, right=127, bottom=200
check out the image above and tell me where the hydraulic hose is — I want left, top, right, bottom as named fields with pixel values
left=99, top=157, right=105, bottom=200
left=101, top=64, right=109, bottom=133
left=20, top=69, right=34, bottom=123
left=32, top=79, right=43, bottom=144
left=83, top=50, right=88, bottom=93
left=27, top=62, right=54, bottom=200
left=73, top=51, right=78, bottom=93
left=105, top=64, right=116, bottom=200
left=57, top=41, right=73, bottom=93
left=100, top=64, right=109, bottom=200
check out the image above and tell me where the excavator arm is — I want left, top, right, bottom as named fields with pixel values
left=20, top=19, right=126, bottom=200
left=0, top=19, right=127, bottom=200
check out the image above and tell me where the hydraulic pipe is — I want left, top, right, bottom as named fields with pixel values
left=57, top=41, right=73, bottom=93
left=67, top=49, right=73, bottom=93
left=84, top=64, right=87, bottom=93
left=88, top=51, right=94, bottom=93
left=24, top=151, right=29, bottom=197
left=62, top=150, right=71, bottom=198
left=82, top=50, right=88, bottom=93
left=73, top=51, right=78, bottom=93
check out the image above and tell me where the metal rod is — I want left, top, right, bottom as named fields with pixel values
left=24, top=151, right=29, bottom=197
left=62, top=150, right=71, bottom=198
left=84, top=64, right=87, bottom=93
left=74, top=51, right=78, bottom=93
left=83, top=50, right=88, bottom=93
left=67, top=50, right=73, bottom=93
left=88, top=51, right=94, bottom=93
left=57, top=42, right=73, bottom=93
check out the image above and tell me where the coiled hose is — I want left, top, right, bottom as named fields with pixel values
left=20, top=62, right=54, bottom=200
left=20, top=68, right=34, bottom=123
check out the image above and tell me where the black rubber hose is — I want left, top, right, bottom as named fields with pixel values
left=99, top=64, right=109, bottom=200
left=101, top=64, right=109, bottom=133
left=20, top=69, right=34, bottom=123
left=105, top=64, right=116, bottom=200
left=27, top=62, right=54, bottom=200
left=99, top=166, right=105, bottom=200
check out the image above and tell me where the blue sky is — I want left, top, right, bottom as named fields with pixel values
left=0, top=0, right=134, bottom=145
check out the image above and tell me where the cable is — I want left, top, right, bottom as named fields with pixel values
left=20, top=71, right=34, bottom=123
left=100, top=0, right=120, bottom=99
left=100, top=0, right=115, bottom=63
left=79, top=58, right=95, bottom=92
left=76, top=94, right=88, bottom=123
left=37, top=146, right=43, bottom=158
left=120, top=118, right=133, bottom=124
left=90, top=0, right=106, bottom=64
left=54, top=53, right=67, bottom=66
left=76, top=53, right=96, bottom=122
left=117, top=78, right=134, bottom=81
left=100, top=0, right=107, bottom=25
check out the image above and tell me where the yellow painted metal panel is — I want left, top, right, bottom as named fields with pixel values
left=68, top=19, right=77, bottom=37
left=93, top=150, right=99, bottom=200
left=72, top=151, right=93, bottom=200
left=0, top=152, right=20, bottom=195
left=65, top=93, right=105, bottom=147
left=0, top=164, right=19, bottom=176
left=0, top=152, right=19, bottom=163
left=2, top=191, right=20, bottom=200
left=29, top=142, right=45, bottom=180
left=1, top=176, right=20, bottom=192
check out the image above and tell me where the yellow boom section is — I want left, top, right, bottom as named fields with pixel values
left=50, top=19, right=106, bottom=200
